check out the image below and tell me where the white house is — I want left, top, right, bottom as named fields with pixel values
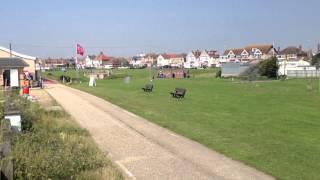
left=222, top=45, right=277, bottom=63
left=157, top=54, right=185, bottom=68
left=199, top=50, right=219, bottom=67
left=157, top=54, right=169, bottom=67
left=185, top=50, right=201, bottom=68
left=84, top=55, right=93, bottom=67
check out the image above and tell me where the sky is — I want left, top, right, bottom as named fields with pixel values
left=0, top=0, right=319, bottom=58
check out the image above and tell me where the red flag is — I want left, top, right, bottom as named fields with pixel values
left=77, top=44, right=85, bottom=56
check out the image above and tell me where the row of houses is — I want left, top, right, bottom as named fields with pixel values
left=42, top=51, right=129, bottom=69
left=129, top=44, right=314, bottom=69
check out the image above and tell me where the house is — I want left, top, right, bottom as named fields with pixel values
left=199, top=50, right=220, bottom=67
left=222, top=44, right=277, bottom=63
left=277, top=46, right=309, bottom=61
left=222, top=48, right=244, bottom=62
left=130, top=53, right=157, bottom=68
left=244, top=45, right=276, bottom=60
left=157, top=54, right=185, bottom=68
left=0, top=46, right=37, bottom=78
left=81, top=55, right=97, bottom=68
left=0, top=58, right=29, bottom=87
left=95, top=52, right=114, bottom=69
left=185, top=50, right=201, bottom=68
left=42, top=58, right=74, bottom=69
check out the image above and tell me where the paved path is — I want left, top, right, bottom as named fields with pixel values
left=45, top=84, right=274, bottom=180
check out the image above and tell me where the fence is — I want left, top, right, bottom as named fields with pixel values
left=287, top=70, right=320, bottom=78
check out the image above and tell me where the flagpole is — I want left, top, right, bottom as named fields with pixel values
left=76, top=44, right=79, bottom=83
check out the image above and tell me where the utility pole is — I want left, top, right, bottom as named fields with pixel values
left=9, top=43, right=12, bottom=57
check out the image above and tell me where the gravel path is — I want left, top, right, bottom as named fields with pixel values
left=45, top=84, right=274, bottom=180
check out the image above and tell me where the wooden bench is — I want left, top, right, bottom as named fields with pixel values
left=142, top=84, right=153, bottom=92
left=59, top=75, right=71, bottom=83
left=170, top=88, right=186, bottom=98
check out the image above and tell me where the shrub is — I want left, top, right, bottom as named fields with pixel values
left=258, top=57, right=279, bottom=79
left=215, top=69, right=222, bottom=78
left=12, top=100, right=114, bottom=180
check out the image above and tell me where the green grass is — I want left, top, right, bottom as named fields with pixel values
left=3, top=93, right=123, bottom=180
left=44, top=69, right=320, bottom=180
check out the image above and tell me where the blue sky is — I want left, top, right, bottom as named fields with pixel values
left=0, top=0, right=319, bottom=58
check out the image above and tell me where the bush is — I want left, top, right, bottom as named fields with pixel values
left=215, top=69, right=222, bottom=78
left=13, top=129, right=106, bottom=180
left=258, top=57, right=279, bottom=79
left=12, top=100, right=115, bottom=180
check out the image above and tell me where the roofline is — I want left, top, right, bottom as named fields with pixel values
left=0, top=46, right=37, bottom=60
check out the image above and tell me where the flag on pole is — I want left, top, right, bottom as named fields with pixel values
left=76, top=44, right=85, bottom=56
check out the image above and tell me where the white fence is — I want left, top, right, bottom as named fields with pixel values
left=287, top=70, right=320, bottom=78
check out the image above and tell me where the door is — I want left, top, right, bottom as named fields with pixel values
left=10, top=69, right=19, bottom=87
left=3, top=70, right=11, bottom=86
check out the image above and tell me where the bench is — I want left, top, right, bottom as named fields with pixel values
left=59, top=75, right=72, bottom=83
left=142, top=84, right=153, bottom=92
left=170, top=88, right=186, bottom=98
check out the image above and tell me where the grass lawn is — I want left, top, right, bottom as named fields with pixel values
left=44, top=69, right=320, bottom=180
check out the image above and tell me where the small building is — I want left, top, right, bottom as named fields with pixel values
left=0, top=46, right=37, bottom=77
left=221, top=62, right=251, bottom=77
left=0, top=58, right=29, bottom=87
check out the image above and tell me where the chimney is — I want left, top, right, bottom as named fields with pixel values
left=318, top=43, right=320, bottom=53
left=299, top=45, right=302, bottom=51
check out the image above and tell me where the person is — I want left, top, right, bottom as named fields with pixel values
left=172, top=73, right=175, bottom=78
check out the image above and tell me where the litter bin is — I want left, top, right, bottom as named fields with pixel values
left=22, top=86, right=30, bottom=96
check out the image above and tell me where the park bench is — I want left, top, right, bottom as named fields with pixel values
left=142, top=84, right=153, bottom=92
left=59, top=75, right=71, bottom=83
left=170, top=88, right=186, bottom=98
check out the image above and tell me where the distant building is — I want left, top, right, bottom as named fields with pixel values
left=278, top=60, right=314, bottom=76
left=95, top=52, right=114, bottom=68
left=221, top=62, right=252, bottom=77
left=157, top=54, right=185, bottom=68
left=185, top=50, right=201, bottom=68
left=130, top=53, right=157, bottom=68
left=277, top=46, right=309, bottom=61
left=222, top=44, right=277, bottom=62
left=43, top=58, right=73, bottom=69
left=199, top=50, right=220, bottom=67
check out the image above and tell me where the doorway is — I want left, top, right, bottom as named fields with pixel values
left=3, top=70, right=10, bottom=86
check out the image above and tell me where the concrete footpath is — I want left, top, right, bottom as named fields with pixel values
left=45, top=84, right=274, bottom=180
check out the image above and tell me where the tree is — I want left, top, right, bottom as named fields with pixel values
left=258, top=57, right=279, bottom=78
left=311, top=55, right=319, bottom=66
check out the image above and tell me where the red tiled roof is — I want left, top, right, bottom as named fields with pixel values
left=244, top=45, right=273, bottom=54
left=161, top=53, right=185, bottom=59
left=224, top=45, right=274, bottom=56
left=192, top=50, right=201, bottom=58
left=95, top=52, right=113, bottom=61
left=205, top=50, right=219, bottom=58
left=223, top=48, right=243, bottom=56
